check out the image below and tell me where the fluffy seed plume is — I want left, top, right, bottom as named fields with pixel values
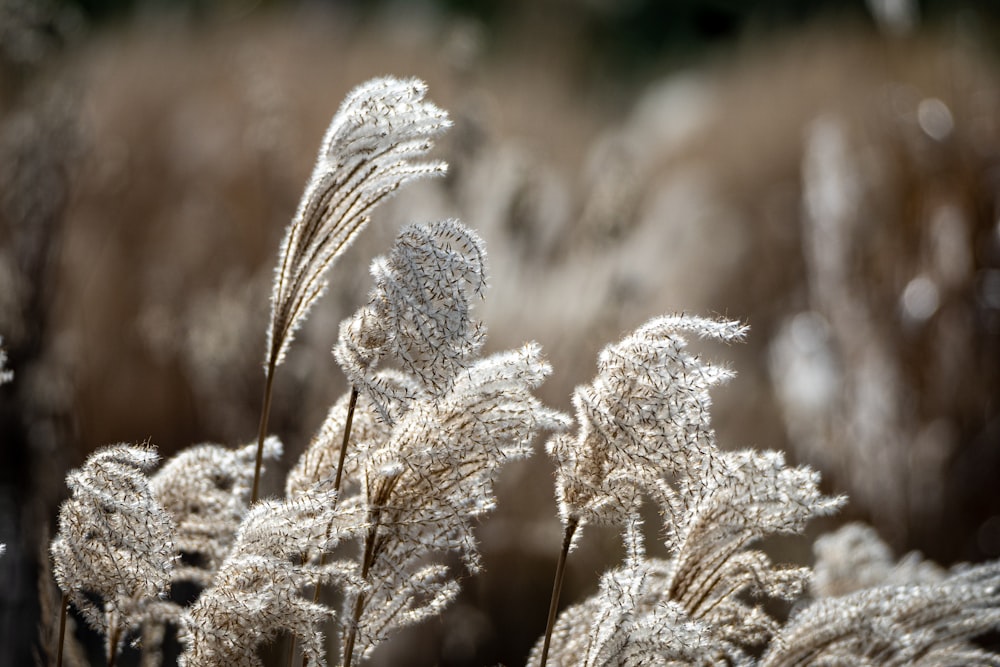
left=50, top=444, right=176, bottom=663
left=539, top=316, right=843, bottom=665
left=811, top=522, right=944, bottom=598
left=151, top=437, right=283, bottom=586
left=530, top=522, right=737, bottom=667
left=342, top=344, right=569, bottom=663
left=660, top=447, right=842, bottom=653
left=758, top=522, right=1000, bottom=666
left=285, top=388, right=392, bottom=501
left=179, top=487, right=367, bottom=667
left=266, top=77, right=451, bottom=370
left=334, top=219, right=487, bottom=422
left=547, top=315, right=748, bottom=529
left=362, top=344, right=568, bottom=572
left=762, top=560, right=1000, bottom=666
left=253, top=76, right=450, bottom=503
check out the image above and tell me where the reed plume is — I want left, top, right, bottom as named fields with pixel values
left=536, top=316, right=843, bottom=665
left=50, top=444, right=177, bottom=666
left=316, top=218, right=566, bottom=665
left=338, top=344, right=569, bottom=665
left=151, top=437, right=283, bottom=587
left=333, top=219, right=487, bottom=422
left=178, top=487, right=367, bottom=667
left=253, top=77, right=451, bottom=501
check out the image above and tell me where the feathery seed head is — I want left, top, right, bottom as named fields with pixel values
left=549, top=314, right=745, bottom=528
left=151, top=437, right=282, bottom=585
left=266, top=77, right=450, bottom=370
left=530, top=556, right=738, bottom=667
left=50, top=443, right=176, bottom=658
left=286, top=389, right=393, bottom=500
left=342, top=343, right=568, bottom=659
left=179, top=487, right=367, bottom=667
left=762, top=560, right=1000, bottom=666
left=334, top=219, right=488, bottom=422
left=541, top=315, right=845, bottom=664
left=811, top=522, right=944, bottom=598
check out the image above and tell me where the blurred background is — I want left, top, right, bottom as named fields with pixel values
left=2, top=0, right=1000, bottom=664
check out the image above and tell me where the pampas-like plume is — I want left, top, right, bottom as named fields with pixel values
left=536, top=449, right=840, bottom=664
left=547, top=315, right=749, bottom=529
left=50, top=444, right=176, bottom=665
left=285, top=387, right=392, bottom=501
left=811, top=522, right=944, bottom=598
left=151, top=437, right=283, bottom=586
left=757, top=522, right=1000, bottom=666
left=334, top=219, right=487, bottom=423
left=340, top=344, right=569, bottom=665
left=179, top=487, right=367, bottom=667
left=530, top=523, right=737, bottom=666
left=253, top=76, right=450, bottom=502
left=295, top=220, right=553, bottom=665
left=661, top=447, right=841, bottom=651
left=538, top=316, right=843, bottom=666
left=761, top=560, right=1000, bottom=666
left=538, top=316, right=750, bottom=664
left=266, top=77, right=451, bottom=371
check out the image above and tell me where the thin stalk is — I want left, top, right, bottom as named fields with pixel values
left=334, top=388, right=359, bottom=492
left=343, top=507, right=382, bottom=667
left=342, top=592, right=365, bottom=667
left=538, top=517, right=579, bottom=667
left=251, top=356, right=278, bottom=504
left=56, top=593, right=68, bottom=667
left=107, top=616, right=121, bottom=667
left=296, top=386, right=359, bottom=667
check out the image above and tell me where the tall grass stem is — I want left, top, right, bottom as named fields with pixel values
left=56, top=592, right=68, bottom=667
left=252, top=357, right=277, bottom=504
left=343, top=505, right=382, bottom=667
left=539, top=517, right=578, bottom=667
left=296, top=386, right=360, bottom=667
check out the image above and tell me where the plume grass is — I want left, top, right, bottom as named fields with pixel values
left=253, top=77, right=451, bottom=502
left=43, top=74, right=1000, bottom=667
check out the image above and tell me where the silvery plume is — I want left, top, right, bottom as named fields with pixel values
left=291, top=218, right=569, bottom=664
left=532, top=521, right=735, bottom=667
left=334, top=219, right=487, bottom=423
left=50, top=444, right=177, bottom=664
left=538, top=316, right=843, bottom=664
left=547, top=315, right=748, bottom=533
left=341, top=343, right=569, bottom=664
left=288, top=217, right=491, bottom=550
left=285, top=387, right=393, bottom=501
left=760, top=523, right=1000, bottom=666
left=810, top=521, right=944, bottom=598
left=253, top=76, right=451, bottom=502
left=151, top=437, right=283, bottom=586
left=266, top=77, right=451, bottom=373
left=178, top=487, right=366, bottom=667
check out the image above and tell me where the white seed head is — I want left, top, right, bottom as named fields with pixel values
left=266, top=77, right=451, bottom=370
left=334, top=219, right=487, bottom=422
left=50, top=443, right=176, bottom=659
left=151, top=438, right=282, bottom=585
